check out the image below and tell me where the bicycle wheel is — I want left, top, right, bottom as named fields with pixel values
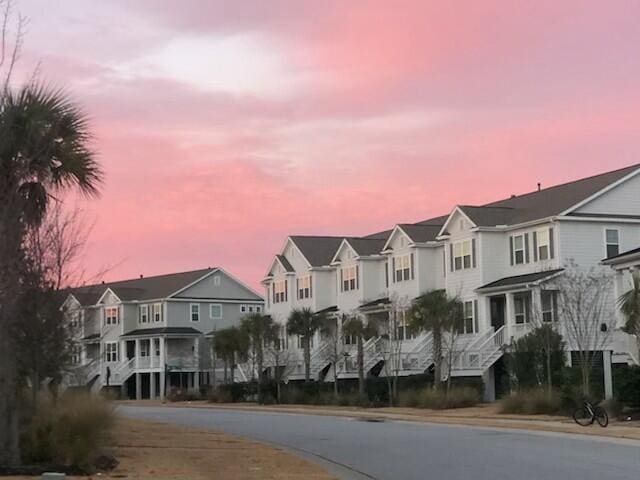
left=573, top=407, right=593, bottom=426
left=594, top=407, right=609, bottom=427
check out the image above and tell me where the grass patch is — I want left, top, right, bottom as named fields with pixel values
left=499, top=389, right=562, bottom=415
left=398, top=387, right=481, bottom=410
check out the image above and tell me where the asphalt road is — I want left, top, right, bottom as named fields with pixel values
left=120, top=406, right=640, bottom=480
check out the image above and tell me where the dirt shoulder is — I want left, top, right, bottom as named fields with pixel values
left=5, top=418, right=336, bottom=480
left=120, top=400, right=640, bottom=443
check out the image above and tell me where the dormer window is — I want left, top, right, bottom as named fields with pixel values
left=297, top=275, right=312, bottom=299
left=104, top=306, right=119, bottom=326
left=273, top=280, right=287, bottom=303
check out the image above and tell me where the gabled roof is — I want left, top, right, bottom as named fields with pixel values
left=602, top=246, right=640, bottom=265
left=345, top=237, right=387, bottom=256
left=276, top=254, right=295, bottom=272
left=69, top=268, right=216, bottom=304
left=289, top=235, right=345, bottom=267
left=459, top=163, right=640, bottom=228
left=476, top=269, right=564, bottom=292
left=397, top=223, right=444, bottom=243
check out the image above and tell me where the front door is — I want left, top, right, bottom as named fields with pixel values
left=490, top=296, right=506, bottom=329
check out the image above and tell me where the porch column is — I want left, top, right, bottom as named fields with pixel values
left=159, top=370, right=166, bottom=402
left=504, top=293, right=514, bottom=343
left=159, top=337, right=166, bottom=401
left=134, top=339, right=140, bottom=369
left=603, top=350, right=613, bottom=400
left=150, top=371, right=156, bottom=400
left=135, top=372, right=141, bottom=400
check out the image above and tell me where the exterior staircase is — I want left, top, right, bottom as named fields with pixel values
left=451, top=326, right=506, bottom=377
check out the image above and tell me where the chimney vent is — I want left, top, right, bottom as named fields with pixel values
left=140, top=274, right=143, bottom=279
left=537, top=182, right=541, bottom=191
left=510, top=194, right=516, bottom=199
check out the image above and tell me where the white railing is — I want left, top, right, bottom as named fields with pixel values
left=454, top=326, right=506, bottom=371
left=363, top=337, right=383, bottom=372
left=111, top=357, right=135, bottom=384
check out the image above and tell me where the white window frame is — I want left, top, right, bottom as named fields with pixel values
left=453, top=240, right=473, bottom=271
left=140, top=339, right=150, bottom=357
left=512, top=234, right=525, bottom=265
left=342, top=266, right=357, bottom=292
left=462, top=301, right=476, bottom=334
left=139, top=304, right=149, bottom=324
left=605, top=228, right=620, bottom=259
left=240, top=304, right=247, bottom=313
left=536, top=228, right=550, bottom=261
left=210, top=304, right=222, bottom=319
left=104, top=306, right=119, bottom=326
left=274, top=280, right=287, bottom=303
left=394, top=255, right=412, bottom=282
left=541, top=290, right=558, bottom=323
left=105, top=342, right=118, bottom=363
left=190, top=303, right=200, bottom=322
left=297, top=275, right=312, bottom=299
left=514, top=293, right=531, bottom=324
left=396, top=311, right=416, bottom=341
left=297, top=335, right=314, bottom=349
left=153, top=303, right=162, bottom=323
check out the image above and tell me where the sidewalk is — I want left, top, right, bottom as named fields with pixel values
left=121, top=400, right=640, bottom=443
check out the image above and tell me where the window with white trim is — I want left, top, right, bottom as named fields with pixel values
left=190, top=303, right=200, bottom=322
left=240, top=304, right=261, bottom=314
left=541, top=290, right=558, bottom=322
left=605, top=229, right=619, bottom=258
left=512, top=234, right=525, bottom=265
left=462, top=301, right=477, bottom=334
left=71, top=345, right=81, bottom=365
left=140, top=339, right=150, bottom=357
left=273, top=280, right=287, bottom=303
left=104, top=306, right=119, bottom=326
left=154, top=338, right=160, bottom=357
left=105, top=342, right=118, bottom=362
left=536, top=229, right=550, bottom=260
left=514, top=293, right=531, bottom=324
left=396, top=311, right=416, bottom=340
left=297, top=275, right=312, bottom=299
left=139, top=304, right=149, bottom=324
left=394, top=254, right=412, bottom=282
left=453, top=240, right=473, bottom=270
left=297, top=335, right=314, bottom=349
left=341, top=266, right=358, bottom=291
left=153, top=303, right=162, bottom=322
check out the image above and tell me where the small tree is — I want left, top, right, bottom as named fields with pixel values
left=557, top=265, right=613, bottom=396
left=319, top=315, right=344, bottom=397
left=408, top=290, right=462, bottom=390
left=441, top=305, right=465, bottom=393
left=618, top=271, right=640, bottom=356
left=212, top=327, right=249, bottom=384
left=241, top=314, right=277, bottom=401
left=286, top=307, right=324, bottom=382
left=342, top=314, right=379, bottom=399
left=264, top=324, right=290, bottom=402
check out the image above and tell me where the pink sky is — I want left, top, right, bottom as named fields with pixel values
left=14, top=1, right=640, bottom=290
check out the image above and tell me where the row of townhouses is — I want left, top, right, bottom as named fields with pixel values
left=262, top=164, right=640, bottom=400
left=65, top=268, right=264, bottom=400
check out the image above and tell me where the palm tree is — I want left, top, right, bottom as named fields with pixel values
left=407, top=290, right=463, bottom=390
left=212, top=327, right=250, bottom=383
left=342, top=314, right=379, bottom=398
left=618, top=271, right=640, bottom=355
left=0, top=85, right=102, bottom=466
left=286, top=307, right=324, bottom=382
left=241, top=314, right=277, bottom=401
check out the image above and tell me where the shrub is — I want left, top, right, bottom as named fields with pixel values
left=599, top=397, right=624, bottom=419
left=397, top=387, right=480, bottom=409
left=613, top=365, right=640, bottom=407
left=499, top=389, right=562, bottom=415
left=397, top=389, right=420, bottom=408
left=20, top=392, right=115, bottom=469
left=207, top=387, right=233, bottom=403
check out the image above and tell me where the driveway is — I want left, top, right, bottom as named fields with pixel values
left=120, top=405, right=640, bottom=480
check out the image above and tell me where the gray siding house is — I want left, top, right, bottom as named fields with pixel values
left=64, top=267, right=263, bottom=399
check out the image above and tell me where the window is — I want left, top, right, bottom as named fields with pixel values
left=453, top=240, right=473, bottom=271
left=297, top=335, right=314, bottom=349
left=297, top=275, right=312, bottom=299
left=605, top=229, right=619, bottom=258
left=273, top=280, right=287, bottom=303
left=240, top=304, right=260, bottom=314
left=71, top=346, right=81, bottom=365
left=341, top=266, right=358, bottom=292
left=462, top=301, right=477, bottom=334
left=514, top=293, right=531, bottom=324
left=190, top=303, right=200, bottom=322
left=70, top=311, right=81, bottom=329
left=153, top=303, right=162, bottom=322
left=104, top=306, right=119, bottom=326
left=396, top=311, right=415, bottom=340
left=154, top=338, right=161, bottom=357
left=541, top=290, right=558, bottom=322
left=105, top=342, right=118, bottom=362
left=512, top=235, right=525, bottom=265
left=343, top=333, right=357, bottom=345
left=139, top=305, right=149, bottom=324
left=140, top=340, right=150, bottom=357
left=394, top=254, right=413, bottom=282
left=536, top=229, right=550, bottom=260
left=213, top=275, right=221, bottom=286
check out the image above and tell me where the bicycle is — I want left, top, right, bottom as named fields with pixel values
left=573, top=400, right=608, bottom=427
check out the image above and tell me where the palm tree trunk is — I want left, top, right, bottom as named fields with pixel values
left=433, top=327, right=442, bottom=390
left=0, top=337, right=20, bottom=467
left=257, top=343, right=264, bottom=403
left=357, top=336, right=364, bottom=398
left=304, top=336, right=311, bottom=382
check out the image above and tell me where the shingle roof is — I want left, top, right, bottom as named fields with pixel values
left=121, top=327, right=202, bottom=337
left=345, top=237, right=387, bottom=256
left=602, top=246, right=640, bottom=264
left=69, top=268, right=216, bottom=305
left=290, top=236, right=346, bottom=267
left=276, top=254, right=295, bottom=272
left=463, top=164, right=640, bottom=227
left=477, top=269, right=564, bottom=291
left=398, top=223, right=445, bottom=243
